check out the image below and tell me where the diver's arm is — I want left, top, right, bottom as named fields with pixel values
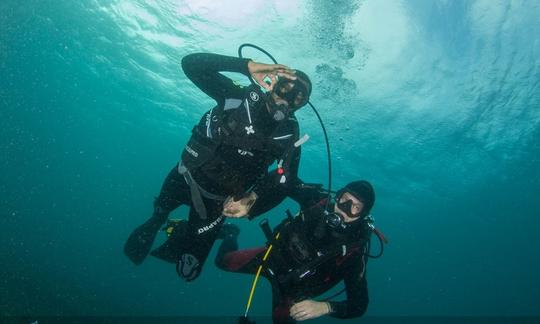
left=246, top=176, right=327, bottom=219
left=181, top=53, right=251, bottom=104
left=245, top=176, right=288, bottom=219
left=288, top=181, right=328, bottom=209
left=180, top=53, right=252, bottom=169
left=327, top=252, right=369, bottom=319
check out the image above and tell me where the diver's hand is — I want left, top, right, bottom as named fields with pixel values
left=290, top=300, right=331, bottom=321
left=222, top=192, right=258, bottom=218
left=248, top=61, right=296, bottom=91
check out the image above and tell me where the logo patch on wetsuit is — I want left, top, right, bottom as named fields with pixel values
left=249, top=91, right=259, bottom=102
left=238, top=149, right=254, bottom=157
left=185, top=145, right=198, bottom=157
left=245, top=125, right=255, bottom=135
left=197, top=215, right=224, bottom=234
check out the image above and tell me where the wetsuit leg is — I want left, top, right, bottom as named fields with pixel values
left=215, top=231, right=238, bottom=268
left=174, top=197, right=226, bottom=281
left=215, top=244, right=266, bottom=274
left=124, top=164, right=191, bottom=265
left=214, top=225, right=268, bottom=274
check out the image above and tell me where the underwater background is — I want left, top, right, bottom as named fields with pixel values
left=2, top=0, right=540, bottom=321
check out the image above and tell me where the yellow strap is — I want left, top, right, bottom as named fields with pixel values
left=243, top=232, right=281, bottom=316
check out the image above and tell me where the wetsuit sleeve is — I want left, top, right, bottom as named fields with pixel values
left=288, top=182, right=328, bottom=210
left=328, top=251, right=369, bottom=319
left=247, top=174, right=289, bottom=218
left=247, top=178, right=329, bottom=219
left=181, top=53, right=251, bottom=105
left=180, top=53, right=252, bottom=170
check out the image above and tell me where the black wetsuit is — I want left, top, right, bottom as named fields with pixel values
left=124, top=53, right=301, bottom=280
left=215, top=186, right=370, bottom=323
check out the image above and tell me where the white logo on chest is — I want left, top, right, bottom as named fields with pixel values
left=250, top=91, right=259, bottom=102
left=245, top=125, right=255, bottom=135
left=238, top=149, right=254, bottom=157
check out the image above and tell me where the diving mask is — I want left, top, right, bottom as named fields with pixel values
left=268, top=76, right=309, bottom=121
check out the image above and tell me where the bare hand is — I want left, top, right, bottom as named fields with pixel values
left=290, top=300, right=331, bottom=321
left=248, top=61, right=296, bottom=91
left=222, top=192, right=258, bottom=218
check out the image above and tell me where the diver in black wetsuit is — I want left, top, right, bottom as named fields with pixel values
left=123, top=52, right=312, bottom=282
left=215, top=181, right=378, bottom=323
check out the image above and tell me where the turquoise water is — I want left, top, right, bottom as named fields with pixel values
left=2, top=0, right=539, bottom=319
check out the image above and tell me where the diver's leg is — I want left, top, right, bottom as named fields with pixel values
left=215, top=242, right=266, bottom=275
left=214, top=222, right=276, bottom=274
left=148, top=218, right=189, bottom=263
left=174, top=199, right=225, bottom=281
left=124, top=164, right=190, bottom=265
left=214, top=224, right=239, bottom=268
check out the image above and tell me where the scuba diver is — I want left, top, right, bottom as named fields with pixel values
left=123, top=51, right=313, bottom=282
left=215, top=180, right=383, bottom=323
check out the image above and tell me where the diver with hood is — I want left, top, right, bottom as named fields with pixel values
left=215, top=180, right=382, bottom=323
left=124, top=51, right=312, bottom=282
